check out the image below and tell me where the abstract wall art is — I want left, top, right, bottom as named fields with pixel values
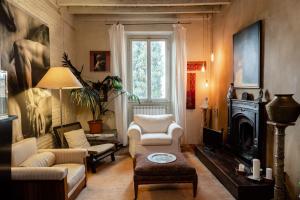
left=233, top=21, right=262, bottom=88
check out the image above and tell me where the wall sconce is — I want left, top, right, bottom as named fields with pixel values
left=201, top=63, right=206, bottom=72
left=210, top=52, right=214, bottom=62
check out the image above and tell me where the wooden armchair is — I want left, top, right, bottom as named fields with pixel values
left=53, top=122, right=116, bottom=173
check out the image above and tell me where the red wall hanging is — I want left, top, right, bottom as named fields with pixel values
left=186, top=73, right=196, bottom=109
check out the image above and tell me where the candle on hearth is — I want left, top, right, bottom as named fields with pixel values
left=238, top=164, right=245, bottom=172
left=266, top=168, right=272, bottom=180
left=252, top=159, right=260, bottom=179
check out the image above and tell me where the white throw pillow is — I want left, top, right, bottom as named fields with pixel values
left=64, top=129, right=91, bottom=148
left=20, top=152, right=55, bottom=167
left=134, top=114, right=174, bottom=133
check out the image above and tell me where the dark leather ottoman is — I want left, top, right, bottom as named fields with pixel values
left=133, top=152, right=198, bottom=199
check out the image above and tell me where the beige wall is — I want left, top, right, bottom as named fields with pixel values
left=8, top=0, right=77, bottom=148
left=74, top=16, right=212, bottom=144
left=211, top=0, right=300, bottom=198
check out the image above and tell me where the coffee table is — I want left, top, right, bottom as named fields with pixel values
left=133, top=152, right=198, bottom=199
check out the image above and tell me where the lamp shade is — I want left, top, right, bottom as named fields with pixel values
left=36, top=67, right=82, bottom=89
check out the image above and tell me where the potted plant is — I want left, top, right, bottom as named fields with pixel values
left=62, top=53, right=139, bottom=133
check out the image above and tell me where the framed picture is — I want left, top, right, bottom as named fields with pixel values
left=233, top=20, right=262, bottom=88
left=90, top=51, right=110, bottom=72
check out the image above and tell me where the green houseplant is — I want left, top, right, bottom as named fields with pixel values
left=62, top=53, right=139, bottom=133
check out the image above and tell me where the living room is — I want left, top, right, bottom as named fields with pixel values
left=0, top=0, right=299, bottom=199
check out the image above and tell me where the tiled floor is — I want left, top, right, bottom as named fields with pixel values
left=76, top=147, right=234, bottom=200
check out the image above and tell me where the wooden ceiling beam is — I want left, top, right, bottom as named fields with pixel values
left=58, top=0, right=231, bottom=7
left=67, top=5, right=221, bottom=14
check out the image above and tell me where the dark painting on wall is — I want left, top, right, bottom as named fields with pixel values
left=233, top=21, right=262, bottom=88
left=0, top=0, right=51, bottom=139
left=186, top=73, right=196, bottom=109
left=90, top=51, right=110, bottom=72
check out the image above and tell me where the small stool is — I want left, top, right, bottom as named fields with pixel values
left=133, top=152, right=198, bottom=200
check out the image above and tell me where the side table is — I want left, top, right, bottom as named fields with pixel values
left=85, top=129, right=122, bottom=150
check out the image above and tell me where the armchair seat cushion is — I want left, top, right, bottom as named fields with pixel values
left=86, top=143, right=115, bottom=154
left=52, top=163, right=85, bottom=192
left=141, top=133, right=172, bottom=146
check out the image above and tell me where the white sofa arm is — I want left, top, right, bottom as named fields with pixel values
left=39, top=149, right=87, bottom=164
left=167, top=122, right=183, bottom=140
left=11, top=167, right=67, bottom=180
left=127, top=122, right=142, bottom=141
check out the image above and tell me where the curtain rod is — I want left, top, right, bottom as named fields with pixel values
left=105, top=22, right=192, bottom=26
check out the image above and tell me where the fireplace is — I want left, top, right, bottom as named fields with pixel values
left=227, top=99, right=266, bottom=167
left=194, top=99, right=273, bottom=199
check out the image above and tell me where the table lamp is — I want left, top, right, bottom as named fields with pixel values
left=36, top=67, right=82, bottom=126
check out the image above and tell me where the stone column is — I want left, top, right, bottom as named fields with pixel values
left=267, top=121, right=294, bottom=200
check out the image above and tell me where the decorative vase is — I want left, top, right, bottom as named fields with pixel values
left=88, top=119, right=103, bottom=134
left=266, top=94, right=300, bottom=123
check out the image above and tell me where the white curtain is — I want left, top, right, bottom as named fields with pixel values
left=172, top=24, right=187, bottom=143
left=109, top=24, right=128, bottom=145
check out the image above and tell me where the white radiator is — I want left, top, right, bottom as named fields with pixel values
left=133, top=105, right=166, bottom=115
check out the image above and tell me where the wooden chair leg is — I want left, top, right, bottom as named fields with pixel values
left=111, top=153, right=115, bottom=162
left=89, top=155, right=97, bottom=173
left=91, top=164, right=97, bottom=173
left=193, top=176, right=198, bottom=197
left=134, top=181, right=138, bottom=200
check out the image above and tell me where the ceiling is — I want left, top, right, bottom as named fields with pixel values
left=56, top=0, right=231, bottom=16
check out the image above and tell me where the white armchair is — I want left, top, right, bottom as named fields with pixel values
left=127, top=114, right=183, bottom=157
left=11, top=137, right=87, bottom=200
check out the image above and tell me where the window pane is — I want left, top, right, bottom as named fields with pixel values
left=151, top=41, right=166, bottom=99
left=132, top=41, right=147, bottom=99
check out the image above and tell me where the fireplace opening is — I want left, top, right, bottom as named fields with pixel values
left=239, top=121, right=254, bottom=151
left=232, top=116, right=258, bottom=163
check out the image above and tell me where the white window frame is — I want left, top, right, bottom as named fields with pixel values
left=127, top=34, right=171, bottom=103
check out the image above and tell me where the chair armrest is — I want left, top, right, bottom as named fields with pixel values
left=167, top=122, right=183, bottom=139
left=39, top=149, right=87, bottom=164
left=127, top=122, right=142, bottom=141
left=11, top=167, right=67, bottom=180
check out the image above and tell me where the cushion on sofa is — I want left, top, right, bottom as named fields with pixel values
left=12, top=137, right=38, bottom=167
left=134, top=114, right=174, bottom=133
left=141, top=133, right=172, bottom=145
left=64, top=129, right=91, bottom=148
left=86, top=143, right=115, bottom=154
left=52, top=163, right=85, bottom=192
left=20, top=152, right=55, bottom=167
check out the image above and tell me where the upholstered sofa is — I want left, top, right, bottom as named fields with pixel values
left=127, top=114, right=183, bottom=157
left=11, top=137, right=87, bottom=200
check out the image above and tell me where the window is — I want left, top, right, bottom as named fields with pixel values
left=128, top=36, right=170, bottom=102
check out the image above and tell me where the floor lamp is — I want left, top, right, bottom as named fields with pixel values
left=36, top=67, right=82, bottom=127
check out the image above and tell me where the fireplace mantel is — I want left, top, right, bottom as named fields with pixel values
left=227, top=99, right=267, bottom=167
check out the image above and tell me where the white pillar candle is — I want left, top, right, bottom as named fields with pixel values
left=238, top=164, right=245, bottom=172
left=266, top=168, right=272, bottom=180
left=252, top=159, right=260, bottom=179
